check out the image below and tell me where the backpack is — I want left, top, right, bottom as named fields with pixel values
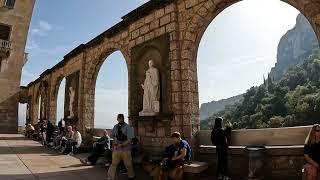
left=116, top=124, right=128, bottom=141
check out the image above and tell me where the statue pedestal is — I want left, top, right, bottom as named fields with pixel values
left=129, top=114, right=173, bottom=135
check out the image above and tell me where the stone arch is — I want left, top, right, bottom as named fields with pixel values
left=32, top=80, right=49, bottom=123
left=83, top=43, right=130, bottom=130
left=50, top=74, right=67, bottom=124
left=179, top=0, right=320, bottom=134
left=184, top=0, right=320, bottom=63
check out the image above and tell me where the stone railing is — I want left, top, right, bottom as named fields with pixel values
left=92, top=128, right=112, bottom=137
left=0, top=39, right=11, bottom=49
left=195, top=126, right=312, bottom=179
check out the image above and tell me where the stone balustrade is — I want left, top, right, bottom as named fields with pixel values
left=196, top=126, right=312, bottom=179
left=0, top=39, right=11, bottom=49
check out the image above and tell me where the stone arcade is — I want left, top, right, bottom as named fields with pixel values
left=17, top=0, right=320, bottom=179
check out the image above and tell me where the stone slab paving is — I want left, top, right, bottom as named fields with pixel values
left=0, top=134, right=244, bottom=180
left=0, top=134, right=107, bottom=180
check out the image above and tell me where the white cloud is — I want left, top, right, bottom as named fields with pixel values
left=26, top=39, right=39, bottom=50
left=31, top=28, right=40, bottom=34
left=30, top=20, right=53, bottom=37
left=39, top=20, right=52, bottom=31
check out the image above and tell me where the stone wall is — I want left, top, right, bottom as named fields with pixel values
left=0, top=0, right=35, bottom=133
left=25, top=0, right=320, bottom=159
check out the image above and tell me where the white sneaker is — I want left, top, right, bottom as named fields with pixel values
left=223, top=176, right=230, bottom=180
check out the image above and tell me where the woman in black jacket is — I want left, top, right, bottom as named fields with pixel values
left=211, top=117, right=232, bottom=180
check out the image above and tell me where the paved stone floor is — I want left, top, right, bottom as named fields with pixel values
left=0, top=134, right=244, bottom=180
left=0, top=134, right=111, bottom=180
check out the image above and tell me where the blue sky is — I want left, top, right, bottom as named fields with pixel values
left=19, top=0, right=306, bottom=128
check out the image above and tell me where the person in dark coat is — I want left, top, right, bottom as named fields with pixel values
left=46, top=120, right=55, bottom=143
left=57, top=118, right=65, bottom=134
left=211, top=117, right=232, bottom=180
left=80, top=129, right=110, bottom=165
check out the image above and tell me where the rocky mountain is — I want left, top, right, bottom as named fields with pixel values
left=269, top=13, right=318, bottom=81
left=199, top=94, right=243, bottom=120
left=199, top=13, right=318, bottom=122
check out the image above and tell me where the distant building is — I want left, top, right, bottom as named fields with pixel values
left=0, top=0, right=35, bottom=133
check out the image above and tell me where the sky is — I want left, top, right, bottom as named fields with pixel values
left=19, top=0, right=304, bottom=128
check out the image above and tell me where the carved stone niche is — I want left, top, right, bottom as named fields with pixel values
left=129, top=33, right=172, bottom=124
left=64, top=71, right=80, bottom=126
left=38, top=80, right=48, bottom=120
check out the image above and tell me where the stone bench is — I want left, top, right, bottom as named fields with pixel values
left=183, top=161, right=208, bottom=173
left=196, top=126, right=312, bottom=179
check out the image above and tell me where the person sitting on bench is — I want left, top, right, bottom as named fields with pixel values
left=161, top=132, right=192, bottom=174
left=81, top=129, right=110, bottom=165
left=63, top=126, right=82, bottom=155
left=59, top=125, right=74, bottom=152
left=25, top=123, right=35, bottom=138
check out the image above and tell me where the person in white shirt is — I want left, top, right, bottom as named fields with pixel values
left=63, top=126, right=82, bottom=155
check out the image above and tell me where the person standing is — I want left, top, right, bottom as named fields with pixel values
left=211, top=117, right=232, bottom=180
left=40, top=120, right=47, bottom=145
left=106, top=114, right=135, bottom=180
left=46, top=120, right=55, bottom=144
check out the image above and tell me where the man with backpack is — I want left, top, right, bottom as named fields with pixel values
left=106, top=114, right=135, bottom=180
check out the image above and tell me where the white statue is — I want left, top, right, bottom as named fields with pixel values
left=26, top=104, right=30, bottom=119
left=139, top=60, right=160, bottom=116
left=41, top=100, right=45, bottom=119
left=68, top=86, right=75, bottom=118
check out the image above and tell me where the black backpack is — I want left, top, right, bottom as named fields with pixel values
left=116, top=124, right=128, bottom=141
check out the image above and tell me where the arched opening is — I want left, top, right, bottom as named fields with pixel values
left=197, top=0, right=319, bottom=129
left=18, top=103, right=27, bottom=131
left=56, top=78, right=66, bottom=125
left=94, top=51, right=128, bottom=129
left=37, top=95, right=42, bottom=120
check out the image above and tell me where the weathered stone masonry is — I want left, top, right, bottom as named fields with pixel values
left=24, top=0, right=320, bottom=155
